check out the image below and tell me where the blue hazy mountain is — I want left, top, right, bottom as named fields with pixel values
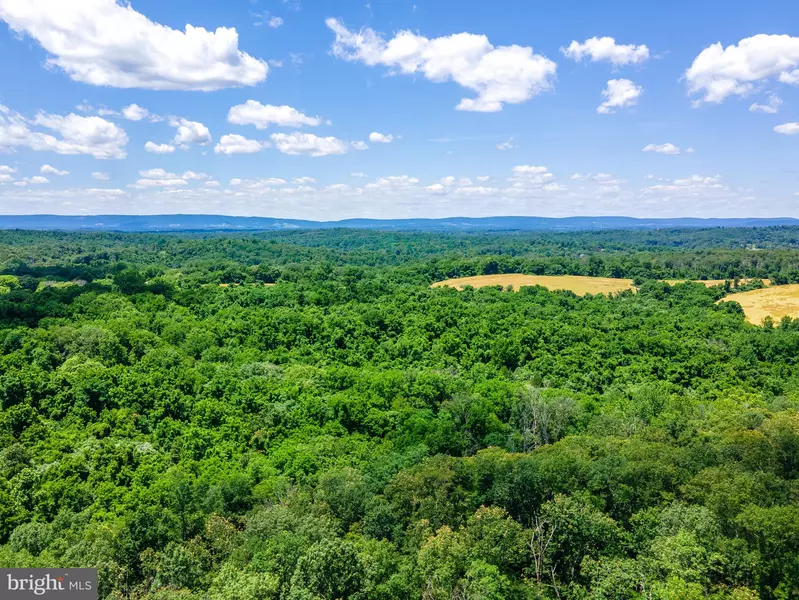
left=1, top=214, right=799, bottom=232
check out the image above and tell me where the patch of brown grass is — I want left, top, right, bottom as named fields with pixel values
left=718, top=284, right=799, bottom=324
left=431, top=274, right=635, bottom=296
left=665, top=278, right=771, bottom=287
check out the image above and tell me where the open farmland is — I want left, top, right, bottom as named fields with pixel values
left=665, top=278, right=771, bottom=287
left=719, top=283, right=799, bottom=323
left=431, top=274, right=635, bottom=295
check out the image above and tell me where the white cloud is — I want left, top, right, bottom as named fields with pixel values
left=132, top=169, right=187, bottom=188
left=91, top=171, right=110, bottom=181
left=476, top=175, right=490, bottom=182
left=496, top=139, right=515, bottom=150
left=425, top=183, right=447, bottom=194
left=170, top=118, right=211, bottom=147
left=374, top=175, right=419, bottom=187
left=509, top=166, right=555, bottom=188
left=561, top=37, right=650, bottom=66
left=750, top=94, right=783, bottom=114
left=205, top=180, right=221, bottom=187
left=229, top=178, right=242, bottom=186
left=144, top=141, right=176, bottom=154
left=641, top=175, right=727, bottom=199
left=597, top=79, right=642, bottom=114
left=0, top=105, right=128, bottom=159
left=326, top=18, right=556, bottom=112
left=351, top=172, right=367, bottom=178
left=40, top=164, right=69, bottom=175
left=214, top=133, right=269, bottom=155
left=369, top=132, right=393, bottom=143
left=134, top=178, right=187, bottom=188
left=16, top=176, right=49, bottom=186
left=268, top=16, right=283, bottom=28
left=293, top=176, right=316, bottom=184
left=513, top=165, right=549, bottom=175
left=0, top=165, right=16, bottom=174
left=774, top=122, right=799, bottom=135
left=0, top=174, right=12, bottom=184
left=227, top=100, right=322, bottom=129
left=270, top=132, right=349, bottom=156
left=569, top=173, right=589, bottom=181
left=139, top=168, right=176, bottom=178
left=642, top=143, right=682, bottom=155
left=351, top=141, right=369, bottom=151
left=0, top=0, right=268, bottom=91
left=122, top=104, right=150, bottom=121
left=685, top=35, right=799, bottom=104
left=182, top=171, right=208, bottom=180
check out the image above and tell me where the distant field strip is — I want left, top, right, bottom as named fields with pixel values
left=665, top=278, right=771, bottom=287
left=719, top=284, right=799, bottom=324
left=431, top=274, right=635, bottom=295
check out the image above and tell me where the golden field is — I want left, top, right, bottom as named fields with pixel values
left=431, top=274, right=635, bottom=296
left=719, top=284, right=799, bottom=324
left=665, top=278, right=771, bottom=287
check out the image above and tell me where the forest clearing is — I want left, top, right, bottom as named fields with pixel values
left=430, top=274, right=636, bottom=295
left=719, top=283, right=799, bottom=323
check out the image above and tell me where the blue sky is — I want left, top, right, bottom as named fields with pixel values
left=1, top=0, right=799, bottom=219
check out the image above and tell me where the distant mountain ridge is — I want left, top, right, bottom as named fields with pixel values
left=1, top=214, right=799, bottom=232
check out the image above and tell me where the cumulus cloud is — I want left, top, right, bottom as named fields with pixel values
left=40, top=164, right=69, bottom=175
left=326, top=18, right=556, bottom=112
left=685, top=34, right=799, bottom=104
left=0, top=0, right=268, bottom=90
left=134, top=178, right=187, bottom=188
left=369, top=132, right=393, bottom=143
left=351, top=141, right=369, bottom=151
left=0, top=105, right=128, bottom=159
left=561, top=37, right=649, bottom=66
left=750, top=94, right=783, bottom=114
left=512, top=165, right=549, bottom=175
left=642, top=143, right=682, bottom=155
left=133, top=168, right=187, bottom=188
left=91, top=171, right=110, bottom=181
left=496, top=139, right=515, bottom=150
left=144, top=141, right=175, bottom=154
left=268, top=16, right=284, bottom=28
left=0, top=165, right=16, bottom=174
left=214, top=134, right=270, bottom=155
left=122, top=104, right=153, bottom=121
left=509, top=165, right=555, bottom=188
left=293, top=176, right=316, bottom=184
left=14, top=176, right=49, bottom=186
left=373, top=175, right=419, bottom=187
left=270, top=132, right=349, bottom=156
left=774, top=122, right=799, bottom=135
left=170, top=118, right=211, bottom=147
left=182, top=171, right=208, bottom=181
left=597, top=79, right=642, bottom=114
left=227, top=101, right=322, bottom=129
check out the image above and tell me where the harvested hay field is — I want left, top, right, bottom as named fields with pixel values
left=665, top=278, right=771, bottom=287
left=719, top=284, right=799, bottom=324
left=431, top=274, right=635, bottom=296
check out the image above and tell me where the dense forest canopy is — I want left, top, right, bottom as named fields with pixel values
left=1, top=227, right=799, bottom=599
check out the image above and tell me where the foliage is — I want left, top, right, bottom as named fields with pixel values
left=2, top=227, right=799, bottom=599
